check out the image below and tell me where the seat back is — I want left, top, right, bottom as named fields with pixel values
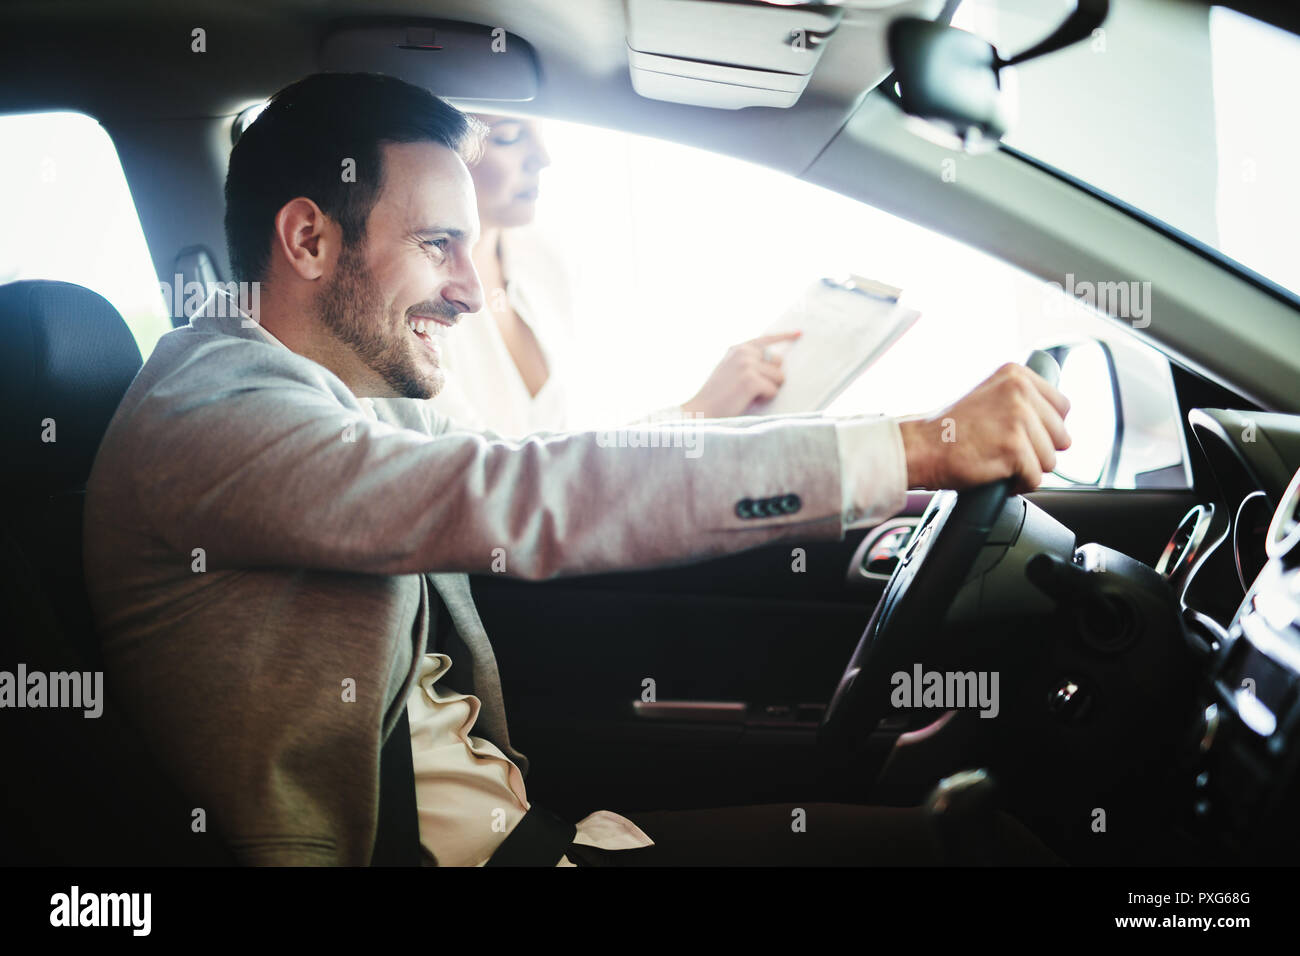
left=0, top=279, right=144, bottom=663
left=0, top=279, right=419, bottom=865
left=0, top=280, right=236, bottom=863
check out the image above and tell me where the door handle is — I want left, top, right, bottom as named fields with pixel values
left=631, top=701, right=746, bottom=724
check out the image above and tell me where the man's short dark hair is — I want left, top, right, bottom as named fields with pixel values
left=224, top=72, right=484, bottom=284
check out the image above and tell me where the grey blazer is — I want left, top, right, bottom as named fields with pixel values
left=83, top=310, right=850, bottom=865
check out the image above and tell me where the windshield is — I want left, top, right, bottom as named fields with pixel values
left=953, top=0, right=1300, bottom=297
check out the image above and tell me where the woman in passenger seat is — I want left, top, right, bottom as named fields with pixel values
left=425, top=114, right=801, bottom=437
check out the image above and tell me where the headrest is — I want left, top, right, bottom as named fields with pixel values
left=0, top=280, right=143, bottom=495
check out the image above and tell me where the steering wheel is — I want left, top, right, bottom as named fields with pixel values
left=819, top=351, right=1061, bottom=751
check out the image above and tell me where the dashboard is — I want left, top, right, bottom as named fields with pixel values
left=1161, top=409, right=1300, bottom=647
left=1163, top=408, right=1300, bottom=859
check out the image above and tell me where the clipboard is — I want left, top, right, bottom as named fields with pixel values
left=747, top=274, right=921, bottom=415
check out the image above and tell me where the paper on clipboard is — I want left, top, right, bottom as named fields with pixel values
left=747, top=274, right=921, bottom=415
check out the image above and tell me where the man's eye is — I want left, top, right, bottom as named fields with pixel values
left=491, top=132, right=522, bottom=146
left=421, top=239, right=448, bottom=253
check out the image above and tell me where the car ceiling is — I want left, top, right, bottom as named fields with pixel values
left=0, top=0, right=944, bottom=176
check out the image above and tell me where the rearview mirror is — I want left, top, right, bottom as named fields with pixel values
left=886, top=0, right=1109, bottom=151
left=887, top=20, right=1007, bottom=150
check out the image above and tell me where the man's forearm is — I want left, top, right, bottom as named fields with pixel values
left=127, top=373, right=890, bottom=580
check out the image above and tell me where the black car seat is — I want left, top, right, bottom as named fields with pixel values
left=0, top=279, right=418, bottom=865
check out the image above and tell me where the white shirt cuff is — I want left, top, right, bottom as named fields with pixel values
left=834, top=416, right=909, bottom=531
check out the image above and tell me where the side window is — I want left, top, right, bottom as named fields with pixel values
left=532, top=119, right=1189, bottom=489
left=0, top=111, right=171, bottom=359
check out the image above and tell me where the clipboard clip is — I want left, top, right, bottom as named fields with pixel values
left=821, top=274, right=902, bottom=303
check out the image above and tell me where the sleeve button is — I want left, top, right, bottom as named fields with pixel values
left=781, top=494, right=801, bottom=514
left=735, top=498, right=753, bottom=519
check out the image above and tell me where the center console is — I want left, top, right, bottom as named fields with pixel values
left=1184, top=468, right=1300, bottom=860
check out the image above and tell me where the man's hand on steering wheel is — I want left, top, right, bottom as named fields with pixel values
left=898, top=362, right=1072, bottom=495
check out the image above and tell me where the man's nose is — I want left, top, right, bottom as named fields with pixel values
left=442, top=257, right=484, bottom=316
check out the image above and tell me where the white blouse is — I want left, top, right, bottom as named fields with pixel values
left=428, top=226, right=575, bottom=437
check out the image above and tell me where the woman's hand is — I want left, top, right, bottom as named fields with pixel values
left=680, top=331, right=802, bottom=419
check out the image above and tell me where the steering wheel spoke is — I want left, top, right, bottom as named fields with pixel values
left=820, top=352, right=1061, bottom=752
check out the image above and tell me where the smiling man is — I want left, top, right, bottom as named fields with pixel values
left=83, top=72, right=1070, bottom=866
left=222, top=81, right=483, bottom=402
left=259, top=138, right=476, bottom=399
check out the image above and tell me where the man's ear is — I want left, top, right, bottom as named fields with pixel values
left=272, top=197, right=336, bottom=281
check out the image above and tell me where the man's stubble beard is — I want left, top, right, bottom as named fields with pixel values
left=315, top=240, right=444, bottom=400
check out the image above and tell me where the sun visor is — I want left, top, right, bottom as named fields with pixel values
left=626, top=0, right=843, bottom=109
left=319, top=20, right=539, bottom=101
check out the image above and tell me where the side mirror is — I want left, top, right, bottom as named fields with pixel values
left=887, top=0, right=1109, bottom=151
left=1050, top=340, right=1121, bottom=487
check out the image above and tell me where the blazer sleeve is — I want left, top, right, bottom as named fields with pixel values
left=122, top=347, right=882, bottom=580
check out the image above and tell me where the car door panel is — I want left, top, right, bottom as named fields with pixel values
left=479, top=485, right=1196, bottom=816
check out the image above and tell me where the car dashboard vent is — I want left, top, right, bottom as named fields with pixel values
left=1156, top=504, right=1214, bottom=585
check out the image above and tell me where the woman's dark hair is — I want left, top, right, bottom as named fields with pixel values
left=224, top=72, right=484, bottom=284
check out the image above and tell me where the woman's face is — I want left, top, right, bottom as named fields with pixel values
left=470, top=115, right=551, bottom=230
